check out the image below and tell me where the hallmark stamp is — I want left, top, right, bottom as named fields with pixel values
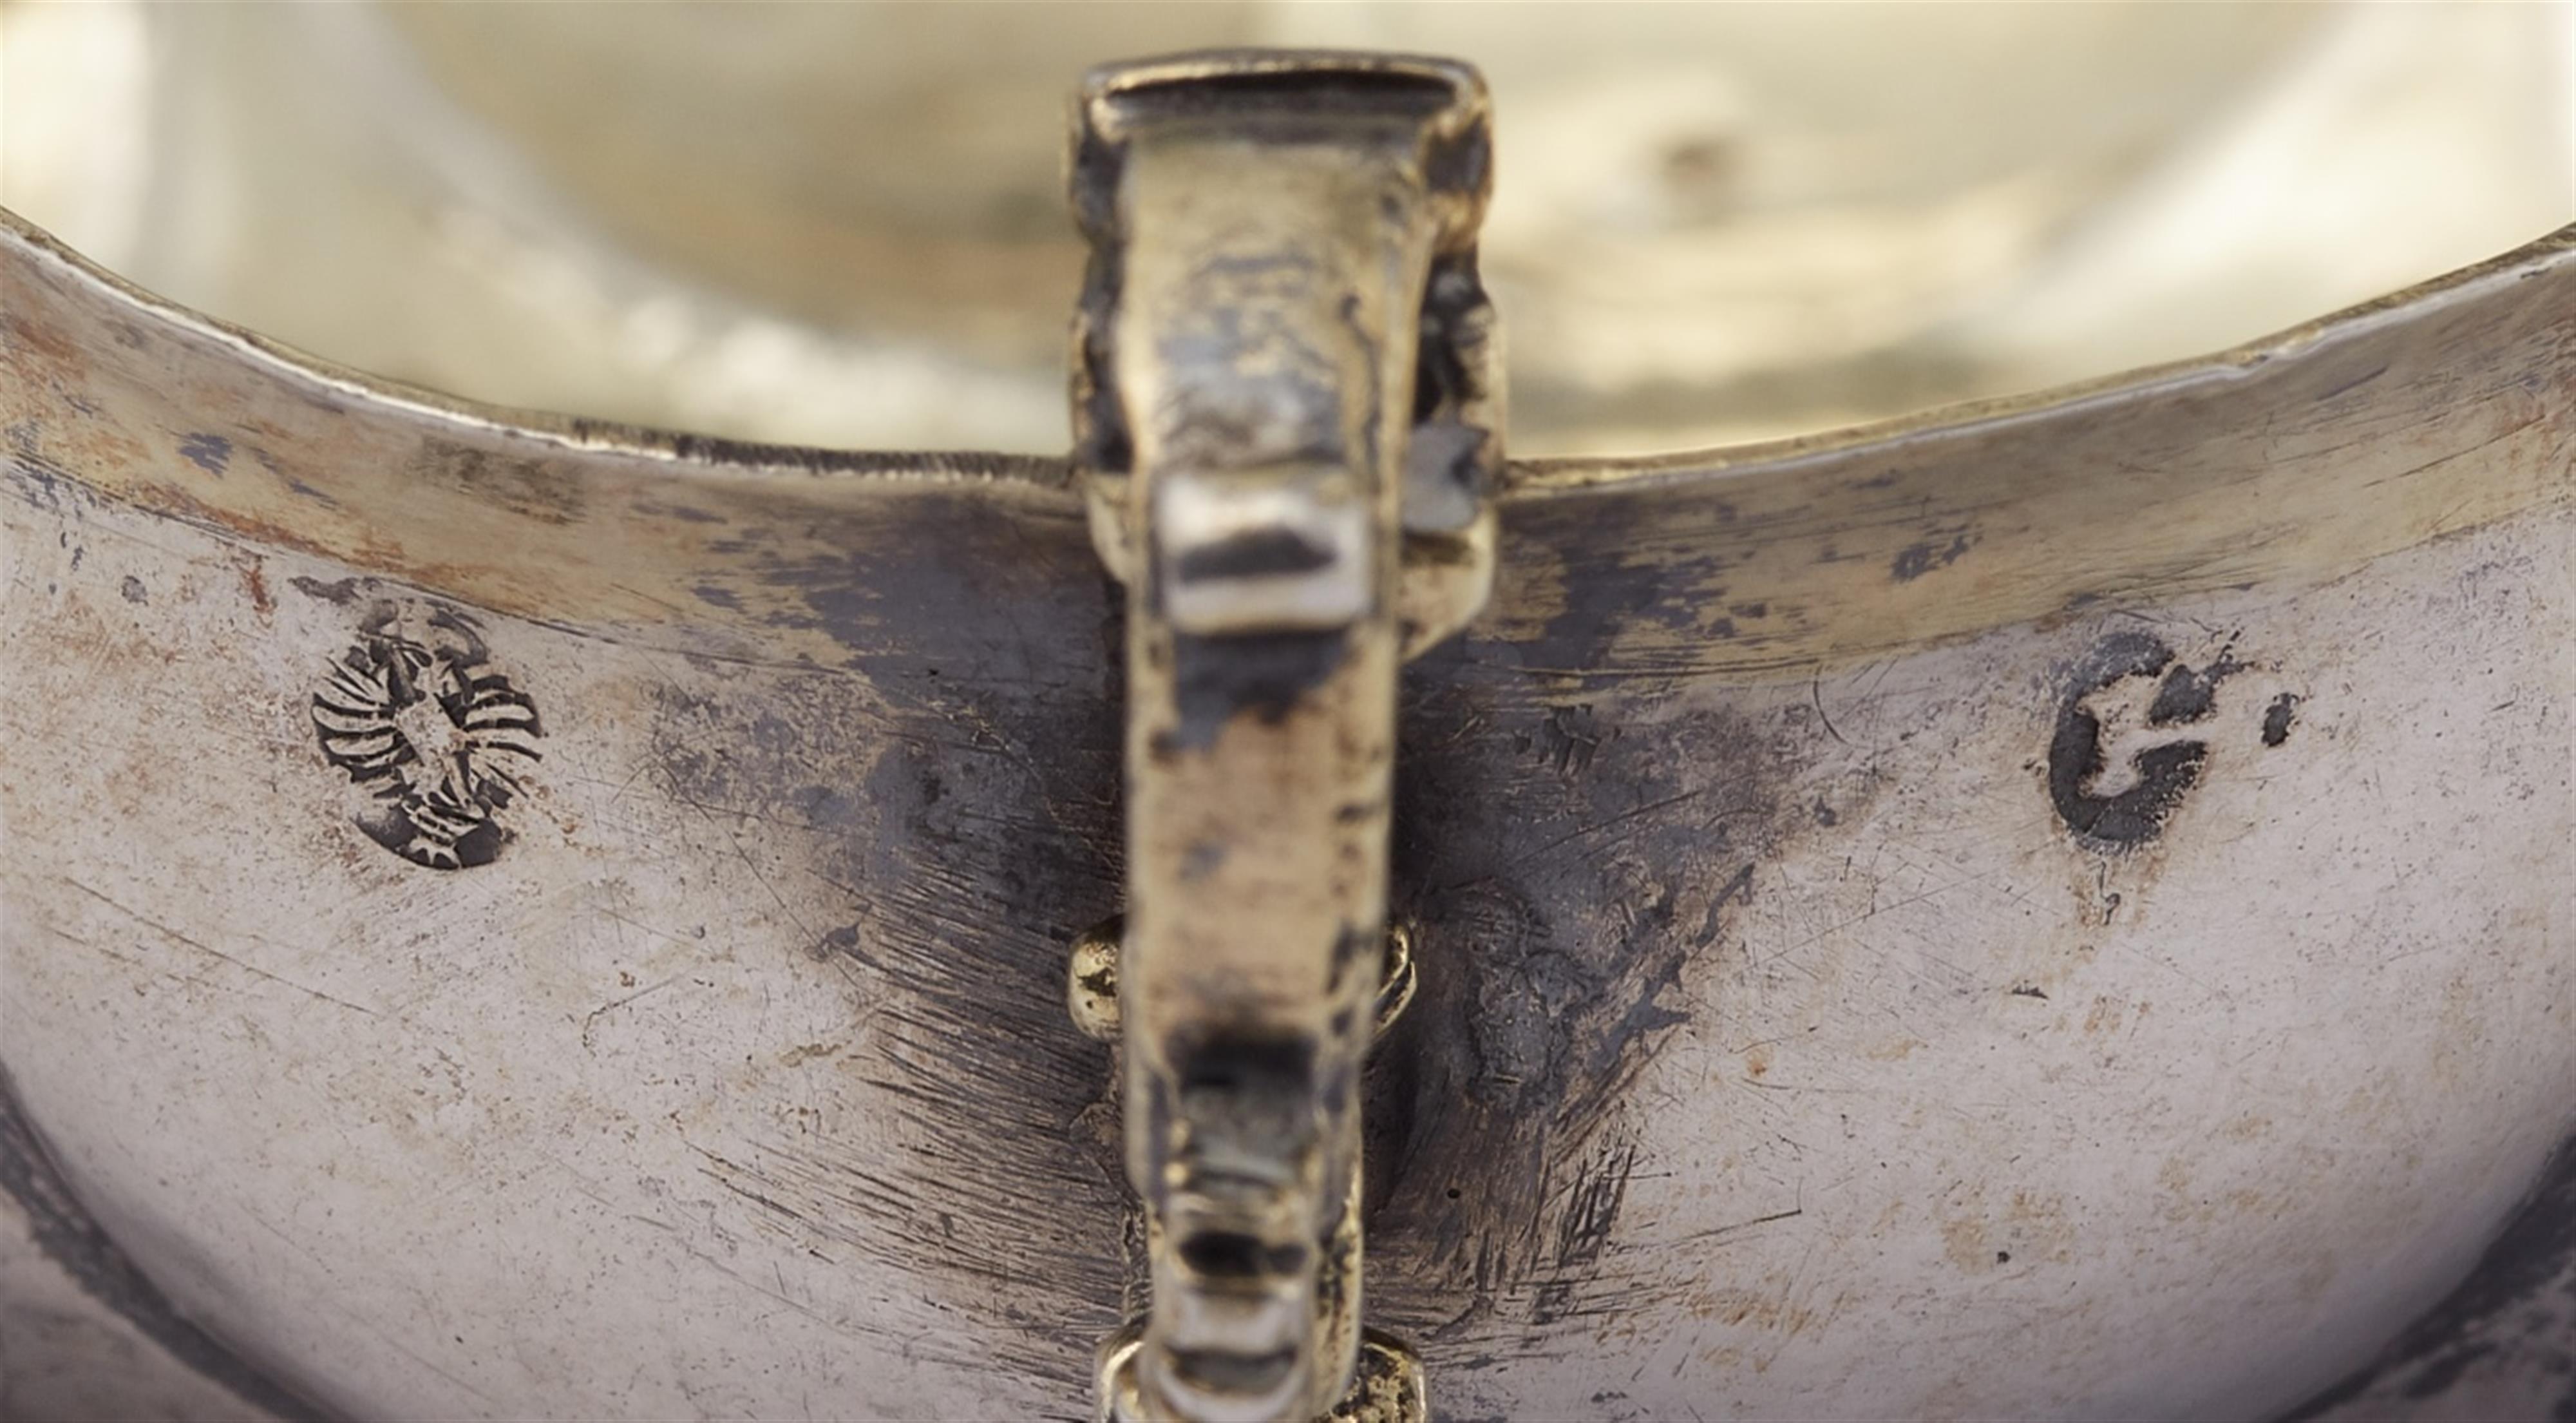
left=311, top=604, right=540, bottom=869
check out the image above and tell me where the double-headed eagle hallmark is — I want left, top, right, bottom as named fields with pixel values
left=312, top=604, right=542, bottom=871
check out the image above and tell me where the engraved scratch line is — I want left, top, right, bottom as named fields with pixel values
left=62, top=878, right=376, bottom=1016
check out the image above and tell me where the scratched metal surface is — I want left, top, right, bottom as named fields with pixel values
left=3, top=207, right=2572, bottom=1420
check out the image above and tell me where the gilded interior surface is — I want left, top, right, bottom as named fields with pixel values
left=5, top=3, right=2569, bottom=452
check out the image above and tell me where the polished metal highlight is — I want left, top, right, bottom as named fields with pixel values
left=1067, top=52, right=1498, bottom=1423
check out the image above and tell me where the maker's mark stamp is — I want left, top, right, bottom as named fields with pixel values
left=311, top=604, right=540, bottom=869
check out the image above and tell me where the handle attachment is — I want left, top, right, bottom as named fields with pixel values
left=1067, top=51, right=1499, bottom=1423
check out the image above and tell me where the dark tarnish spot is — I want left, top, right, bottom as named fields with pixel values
left=1891, top=533, right=1973, bottom=582
left=1366, top=649, right=1810, bottom=1341
left=118, top=575, right=146, bottom=604
left=2048, top=632, right=2207, bottom=846
left=2263, top=692, right=2301, bottom=747
left=1173, top=527, right=1340, bottom=582
left=288, top=575, right=362, bottom=605
left=630, top=499, right=726, bottom=524
left=7, top=434, right=75, bottom=511
left=1179, top=839, right=1227, bottom=881
left=404, top=439, right=585, bottom=525
left=284, top=477, right=342, bottom=509
left=749, top=489, right=1111, bottom=689
left=176, top=432, right=232, bottom=477
left=692, top=582, right=744, bottom=612
left=658, top=685, right=1127, bottom=1385
left=813, top=924, right=862, bottom=966
left=1168, top=629, right=1348, bottom=751
left=640, top=502, right=1126, bottom=1388
left=1515, top=491, right=1732, bottom=662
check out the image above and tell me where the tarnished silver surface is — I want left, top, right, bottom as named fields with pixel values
left=1, top=46, right=2573, bottom=1423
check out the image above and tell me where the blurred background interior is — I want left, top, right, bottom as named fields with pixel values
left=3, top=1, right=2570, bottom=457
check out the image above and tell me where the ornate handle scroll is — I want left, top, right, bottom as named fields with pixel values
left=1066, top=52, right=1500, bottom=1423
